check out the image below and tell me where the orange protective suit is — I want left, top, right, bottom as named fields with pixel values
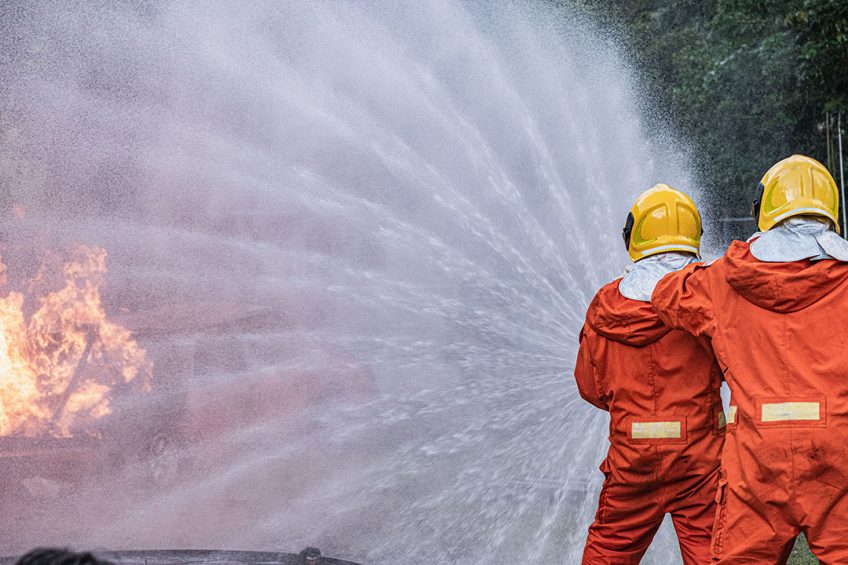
left=652, top=240, right=848, bottom=564
left=576, top=279, right=725, bottom=565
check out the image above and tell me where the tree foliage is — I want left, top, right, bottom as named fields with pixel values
left=567, top=0, right=848, bottom=217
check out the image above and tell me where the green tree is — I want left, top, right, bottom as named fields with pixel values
left=566, top=0, right=848, bottom=223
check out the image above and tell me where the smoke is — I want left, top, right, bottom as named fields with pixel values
left=1, top=1, right=694, bottom=563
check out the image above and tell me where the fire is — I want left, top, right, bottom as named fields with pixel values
left=0, top=246, right=151, bottom=438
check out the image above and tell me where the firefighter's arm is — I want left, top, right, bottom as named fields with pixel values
left=573, top=324, right=609, bottom=411
left=651, top=262, right=717, bottom=338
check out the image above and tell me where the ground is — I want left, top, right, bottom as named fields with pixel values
left=789, top=534, right=818, bottom=564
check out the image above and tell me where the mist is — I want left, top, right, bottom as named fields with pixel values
left=0, top=1, right=694, bottom=563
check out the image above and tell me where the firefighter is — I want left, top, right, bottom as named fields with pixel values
left=576, top=185, right=725, bottom=564
left=651, top=155, right=848, bottom=563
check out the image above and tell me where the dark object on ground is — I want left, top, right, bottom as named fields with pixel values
left=14, top=549, right=114, bottom=565
left=3, top=551, right=360, bottom=565
left=298, top=548, right=321, bottom=564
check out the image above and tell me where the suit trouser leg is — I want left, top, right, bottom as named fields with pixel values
left=667, top=468, right=720, bottom=565
left=582, top=476, right=664, bottom=565
left=711, top=471, right=797, bottom=564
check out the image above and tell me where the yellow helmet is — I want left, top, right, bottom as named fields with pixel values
left=752, top=154, right=840, bottom=233
left=622, top=184, right=702, bottom=261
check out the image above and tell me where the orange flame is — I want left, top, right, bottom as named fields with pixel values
left=0, top=246, right=151, bottom=437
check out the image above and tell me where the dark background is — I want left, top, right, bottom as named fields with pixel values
left=566, top=0, right=847, bottom=243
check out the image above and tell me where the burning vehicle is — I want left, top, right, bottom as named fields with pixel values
left=0, top=243, right=376, bottom=500
left=0, top=245, right=160, bottom=499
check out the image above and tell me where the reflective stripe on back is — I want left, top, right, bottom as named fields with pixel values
left=761, top=401, right=821, bottom=422
left=631, top=421, right=682, bottom=439
left=727, top=406, right=737, bottom=424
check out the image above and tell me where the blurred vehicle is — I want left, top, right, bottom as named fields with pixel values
left=0, top=279, right=376, bottom=499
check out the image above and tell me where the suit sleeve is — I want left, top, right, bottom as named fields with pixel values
left=651, top=262, right=717, bottom=338
left=573, top=324, right=609, bottom=410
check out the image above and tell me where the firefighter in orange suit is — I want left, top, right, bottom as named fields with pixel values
left=576, top=185, right=725, bottom=564
left=652, top=155, right=848, bottom=563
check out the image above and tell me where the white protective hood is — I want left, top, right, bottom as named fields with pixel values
left=619, top=252, right=699, bottom=302
left=749, top=216, right=848, bottom=262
